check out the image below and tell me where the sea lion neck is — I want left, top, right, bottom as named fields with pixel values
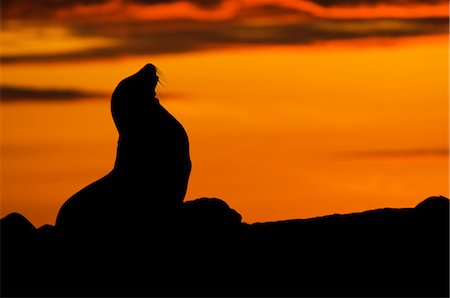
left=111, top=91, right=161, bottom=137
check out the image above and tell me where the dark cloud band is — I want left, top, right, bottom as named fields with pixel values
left=0, top=85, right=106, bottom=101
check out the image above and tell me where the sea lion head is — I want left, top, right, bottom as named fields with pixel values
left=111, top=63, right=160, bottom=135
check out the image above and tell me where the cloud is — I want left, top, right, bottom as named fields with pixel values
left=1, top=0, right=227, bottom=20
left=309, top=0, right=446, bottom=7
left=2, top=0, right=447, bottom=16
left=1, top=0, right=108, bottom=20
left=1, top=16, right=447, bottom=64
left=1, top=0, right=448, bottom=64
left=2, top=0, right=448, bottom=21
left=132, top=0, right=223, bottom=9
left=0, top=85, right=106, bottom=101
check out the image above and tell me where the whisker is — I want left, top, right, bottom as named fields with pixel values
left=156, top=68, right=167, bottom=85
left=155, top=67, right=168, bottom=99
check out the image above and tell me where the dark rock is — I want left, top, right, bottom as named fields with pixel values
left=181, top=197, right=242, bottom=229
left=1, top=213, right=38, bottom=297
left=416, top=195, right=449, bottom=213
left=1, top=196, right=449, bottom=297
left=1, top=212, right=36, bottom=240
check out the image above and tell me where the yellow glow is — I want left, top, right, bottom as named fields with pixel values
left=1, top=22, right=118, bottom=57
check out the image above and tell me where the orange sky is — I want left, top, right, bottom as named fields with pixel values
left=1, top=0, right=449, bottom=227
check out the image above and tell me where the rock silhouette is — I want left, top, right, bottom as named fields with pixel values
left=55, top=64, right=191, bottom=242
left=1, top=64, right=449, bottom=297
left=1, top=196, right=449, bottom=297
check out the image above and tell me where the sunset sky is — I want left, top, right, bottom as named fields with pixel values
left=1, top=0, right=448, bottom=227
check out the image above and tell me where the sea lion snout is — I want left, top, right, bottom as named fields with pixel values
left=133, top=63, right=159, bottom=86
left=139, top=63, right=157, bottom=76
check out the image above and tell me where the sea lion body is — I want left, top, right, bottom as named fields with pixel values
left=56, top=64, right=191, bottom=239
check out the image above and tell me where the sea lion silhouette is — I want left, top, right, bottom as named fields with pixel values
left=55, top=64, right=191, bottom=240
